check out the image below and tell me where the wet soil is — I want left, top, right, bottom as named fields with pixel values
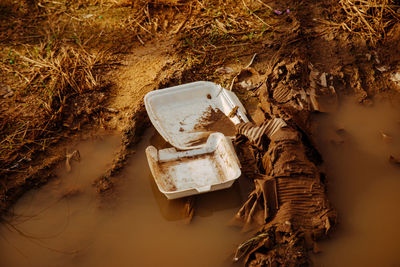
left=311, top=98, right=400, bottom=266
left=0, top=128, right=254, bottom=267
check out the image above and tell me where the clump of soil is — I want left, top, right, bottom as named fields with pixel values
left=194, top=107, right=236, bottom=136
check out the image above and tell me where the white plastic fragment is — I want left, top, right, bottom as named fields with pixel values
left=390, top=72, right=400, bottom=83
left=376, top=65, right=389, bottom=72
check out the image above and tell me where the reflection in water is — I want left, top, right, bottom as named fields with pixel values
left=311, top=98, right=400, bottom=267
left=0, top=128, right=253, bottom=267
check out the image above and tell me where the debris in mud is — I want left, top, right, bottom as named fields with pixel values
left=308, top=65, right=338, bottom=113
left=376, top=65, right=389, bottom=72
left=235, top=124, right=337, bottom=265
left=389, top=155, right=400, bottom=166
left=236, top=118, right=287, bottom=150
left=251, top=106, right=267, bottom=126
left=215, top=66, right=234, bottom=74
left=194, top=107, right=236, bottom=136
left=233, top=231, right=271, bottom=262
left=236, top=67, right=263, bottom=91
left=390, top=72, right=400, bottom=83
left=105, top=107, right=119, bottom=114
left=60, top=186, right=82, bottom=199
left=234, top=178, right=278, bottom=229
left=183, top=197, right=195, bottom=224
left=380, top=131, right=393, bottom=143
left=233, top=47, right=338, bottom=265
left=264, top=59, right=312, bottom=111
left=329, top=133, right=346, bottom=145
left=65, top=150, right=81, bottom=173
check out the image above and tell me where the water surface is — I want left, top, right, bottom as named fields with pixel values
left=0, top=129, right=252, bottom=267
left=312, top=98, right=400, bottom=267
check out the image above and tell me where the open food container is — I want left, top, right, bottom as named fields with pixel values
left=145, top=133, right=241, bottom=199
left=144, top=81, right=247, bottom=199
left=144, top=81, right=249, bottom=150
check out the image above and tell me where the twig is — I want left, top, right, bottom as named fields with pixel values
left=173, top=3, right=192, bottom=34
left=245, top=53, right=257, bottom=68
left=255, top=0, right=273, bottom=10
left=242, top=0, right=274, bottom=28
left=227, top=53, right=257, bottom=91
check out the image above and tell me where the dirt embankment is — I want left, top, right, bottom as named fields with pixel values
left=1, top=0, right=400, bottom=266
left=0, top=0, right=187, bottom=214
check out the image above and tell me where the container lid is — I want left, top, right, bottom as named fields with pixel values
left=144, top=81, right=249, bottom=150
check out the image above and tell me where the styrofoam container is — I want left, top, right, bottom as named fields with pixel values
left=144, top=81, right=249, bottom=150
left=145, top=133, right=241, bottom=199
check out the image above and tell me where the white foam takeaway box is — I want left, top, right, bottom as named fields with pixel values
left=144, top=81, right=249, bottom=150
left=145, top=133, right=241, bottom=199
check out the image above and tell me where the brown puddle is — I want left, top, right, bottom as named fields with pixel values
left=0, top=128, right=252, bottom=267
left=311, top=98, right=400, bottom=266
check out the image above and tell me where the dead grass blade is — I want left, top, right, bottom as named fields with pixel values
left=326, top=0, right=400, bottom=45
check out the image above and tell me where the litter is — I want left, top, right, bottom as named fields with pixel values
left=145, top=81, right=248, bottom=150
left=146, top=133, right=241, bottom=199
left=390, top=72, right=400, bottom=83
left=215, top=66, right=234, bottom=74
left=144, top=81, right=248, bottom=198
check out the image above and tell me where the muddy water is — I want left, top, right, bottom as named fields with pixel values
left=311, top=98, right=400, bottom=267
left=0, top=129, right=252, bottom=267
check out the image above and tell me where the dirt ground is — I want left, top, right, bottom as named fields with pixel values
left=1, top=0, right=400, bottom=266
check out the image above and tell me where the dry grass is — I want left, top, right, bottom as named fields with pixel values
left=176, top=0, right=276, bottom=81
left=181, top=0, right=274, bottom=53
left=0, top=37, right=109, bottom=172
left=323, top=0, right=400, bottom=44
left=0, top=0, right=202, bottom=176
left=0, top=0, right=166, bottom=174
